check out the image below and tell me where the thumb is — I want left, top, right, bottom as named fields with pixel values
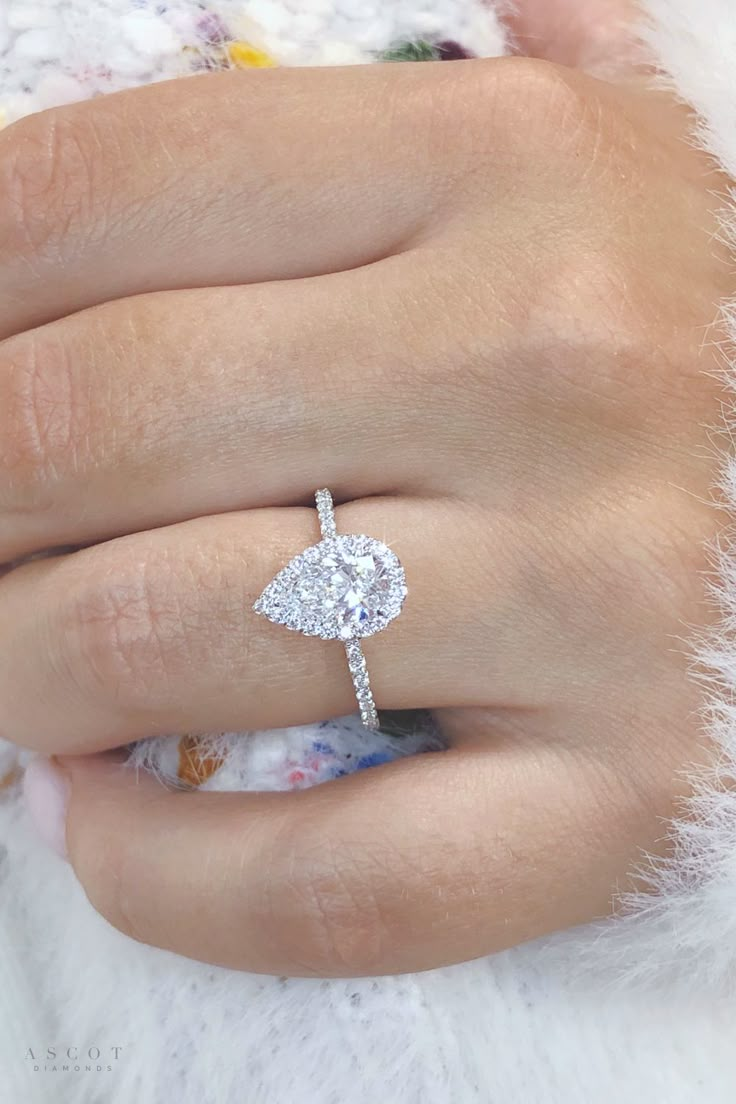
left=503, top=0, right=644, bottom=82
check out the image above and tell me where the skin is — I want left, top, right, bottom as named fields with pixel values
left=2, top=17, right=733, bottom=976
left=506, top=0, right=639, bottom=75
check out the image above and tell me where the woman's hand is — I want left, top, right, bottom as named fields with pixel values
left=9, top=55, right=730, bottom=975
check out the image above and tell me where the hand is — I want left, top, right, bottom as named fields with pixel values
left=9, top=54, right=728, bottom=975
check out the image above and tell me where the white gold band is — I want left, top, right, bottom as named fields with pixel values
left=315, top=487, right=337, bottom=540
left=344, top=638, right=379, bottom=730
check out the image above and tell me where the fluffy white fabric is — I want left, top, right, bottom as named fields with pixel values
left=3, top=1, right=736, bottom=1102
left=557, top=0, right=736, bottom=995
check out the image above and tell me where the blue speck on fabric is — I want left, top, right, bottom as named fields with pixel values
left=354, top=751, right=394, bottom=771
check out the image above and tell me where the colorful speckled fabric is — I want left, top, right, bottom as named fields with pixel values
left=0, top=0, right=507, bottom=123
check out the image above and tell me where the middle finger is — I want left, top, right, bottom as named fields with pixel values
left=0, top=262, right=469, bottom=562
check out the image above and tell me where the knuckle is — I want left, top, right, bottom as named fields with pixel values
left=0, top=332, right=79, bottom=516
left=453, top=58, right=632, bottom=207
left=440, top=58, right=594, bottom=170
left=505, top=56, right=588, bottom=116
left=59, top=549, right=183, bottom=712
left=0, top=107, right=104, bottom=261
left=495, top=58, right=600, bottom=156
left=513, top=240, right=661, bottom=412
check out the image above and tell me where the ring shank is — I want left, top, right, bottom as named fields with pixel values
left=315, top=488, right=337, bottom=539
left=344, top=639, right=380, bottom=730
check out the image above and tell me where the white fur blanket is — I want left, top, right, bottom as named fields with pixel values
left=2, top=2, right=736, bottom=1102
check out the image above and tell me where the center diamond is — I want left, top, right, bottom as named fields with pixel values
left=254, top=534, right=407, bottom=641
left=304, top=548, right=392, bottom=637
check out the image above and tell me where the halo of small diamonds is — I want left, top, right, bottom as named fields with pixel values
left=253, top=533, right=407, bottom=642
left=252, top=489, right=407, bottom=731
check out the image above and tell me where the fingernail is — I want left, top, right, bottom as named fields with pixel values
left=22, top=756, right=70, bottom=860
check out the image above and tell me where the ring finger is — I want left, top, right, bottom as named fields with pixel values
left=0, top=496, right=547, bottom=754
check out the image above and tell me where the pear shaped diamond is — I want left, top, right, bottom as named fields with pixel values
left=253, top=534, right=407, bottom=642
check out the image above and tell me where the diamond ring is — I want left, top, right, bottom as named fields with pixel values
left=253, top=489, right=408, bottom=729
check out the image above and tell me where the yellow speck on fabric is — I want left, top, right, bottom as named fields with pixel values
left=227, top=41, right=277, bottom=68
left=177, top=735, right=225, bottom=788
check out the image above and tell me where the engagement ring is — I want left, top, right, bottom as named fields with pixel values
left=253, top=489, right=408, bottom=729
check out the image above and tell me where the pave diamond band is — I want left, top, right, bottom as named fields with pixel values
left=253, top=489, right=408, bottom=731
left=345, top=638, right=379, bottom=729
left=315, top=488, right=337, bottom=539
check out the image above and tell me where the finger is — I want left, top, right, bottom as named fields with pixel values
left=0, top=497, right=543, bottom=754
left=0, top=61, right=483, bottom=338
left=32, top=734, right=650, bottom=976
left=0, top=259, right=465, bottom=562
